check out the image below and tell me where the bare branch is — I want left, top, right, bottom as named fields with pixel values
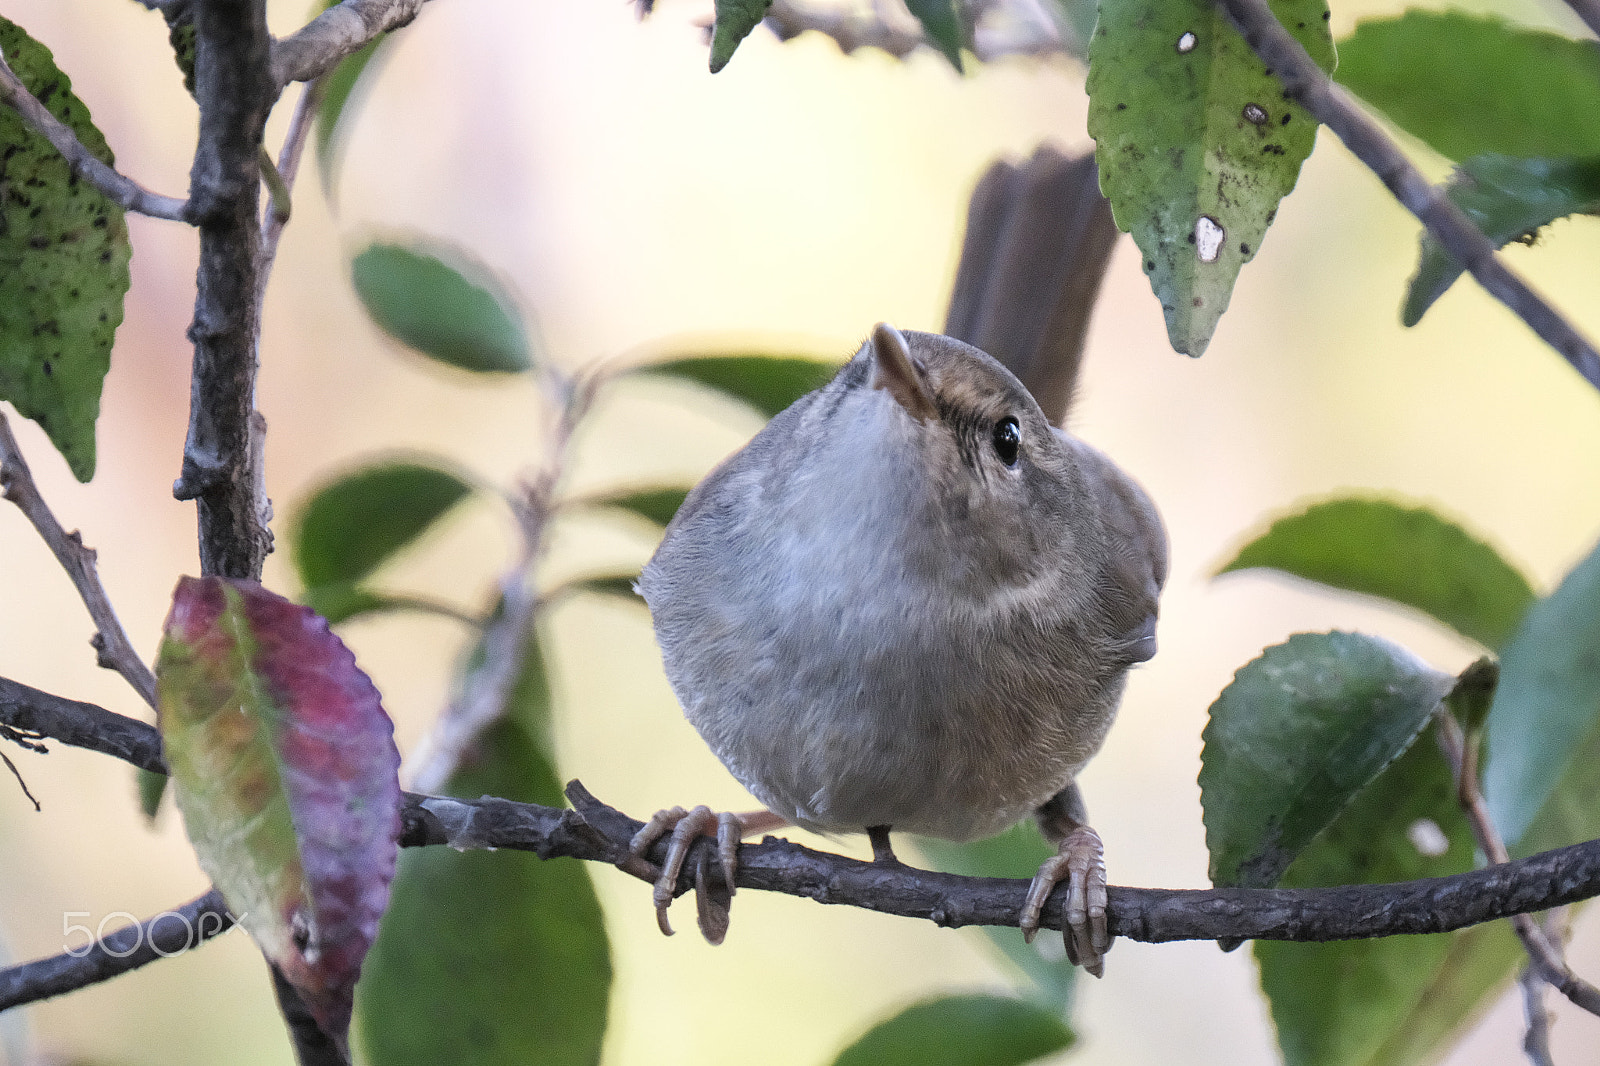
left=0, top=414, right=159, bottom=708
left=0, top=49, right=189, bottom=222
left=271, top=0, right=430, bottom=88
left=173, top=0, right=278, bottom=579
left=1436, top=711, right=1600, bottom=1018
left=1564, top=0, right=1600, bottom=41
left=1213, top=0, right=1600, bottom=396
left=0, top=675, right=166, bottom=773
left=256, top=77, right=328, bottom=308
left=0, top=890, right=233, bottom=1012
left=403, top=374, right=597, bottom=793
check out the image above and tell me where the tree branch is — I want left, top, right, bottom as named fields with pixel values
left=0, top=49, right=190, bottom=222
left=1436, top=711, right=1600, bottom=1018
left=173, top=0, right=277, bottom=579
left=14, top=683, right=1600, bottom=1018
left=0, top=414, right=159, bottom=709
left=270, top=0, right=430, bottom=88
left=1213, top=0, right=1600, bottom=396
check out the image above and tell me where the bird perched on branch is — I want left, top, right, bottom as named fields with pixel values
left=633, top=146, right=1166, bottom=976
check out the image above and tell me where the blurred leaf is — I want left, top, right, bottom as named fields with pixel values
left=0, top=17, right=131, bottom=481
left=1217, top=498, right=1536, bottom=650
left=709, top=0, right=773, bottom=72
left=1254, top=724, right=1477, bottom=1066
left=302, top=583, right=395, bottom=626
left=293, top=460, right=474, bottom=591
left=832, top=994, right=1073, bottom=1066
left=1201, top=631, right=1454, bottom=888
left=315, top=37, right=384, bottom=199
left=565, top=574, right=646, bottom=605
left=1403, top=154, right=1600, bottom=326
left=904, top=0, right=964, bottom=71
left=1051, top=0, right=1096, bottom=58
left=639, top=354, right=837, bottom=420
left=915, top=823, right=1076, bottom=1012
left=157, top=577, right=402, bottom=1047
left=1335, top=12, right=1600, bottom=162
left=1483, top=535, right=1600, bottom=851
left=137, top=766, right=167, bottom=822
left=167, top=16, right=195, bottom=95
left=582, top=486, right=691, bottom=529
left=358, top=635, right=611, bottom=1066
left=351, top=242, right=533, bottom=373
left=1086, top=0, right=1331, bottom=356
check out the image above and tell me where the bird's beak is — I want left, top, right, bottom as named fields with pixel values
left=868, top=322, right=938, bottom=423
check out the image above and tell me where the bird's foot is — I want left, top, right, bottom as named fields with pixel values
left=1020, top=824, right=1109, bottom=977
left=629, top=805, right=785, bottom=944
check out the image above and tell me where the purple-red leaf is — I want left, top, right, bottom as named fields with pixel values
left=156, top=576, right=402, bottom=1048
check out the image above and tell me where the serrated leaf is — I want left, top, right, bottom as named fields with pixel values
left=914, top=824, right=1076, bottom=1013
left=832, top=994, right=1074, bottom=1066
left=639, top=354, right=837, bottom=420
left=1483, top=535, right=1600, bottom=851
left=1335, top=12, right=1600, bottom=163
left=904, top=0, right=964, bottom=71
left=1201, top=631, right=1454, bottom=889
left=351, top=242, right=533, bottom=374
left=1253, top=725, right=1477, bottom=1066
left=1217, top=498, right=1536, bottom=651
left=1086, top=0, right=1332, bottom=357
left=1403, top=155, right=1600, bottom=326
left=0, top=17, right=131, bottom=481
left=157, top=577, right=402, bottom=1047
left=582, top=486, right=691, bottom=529
left=293, top=460, right=474, bottom=591
left=709, top=0, right=773, bottom=72
left=357, top=683, right=611, bottom=1066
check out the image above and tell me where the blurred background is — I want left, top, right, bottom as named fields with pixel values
left=1, top=0, right=1599, bottom=1062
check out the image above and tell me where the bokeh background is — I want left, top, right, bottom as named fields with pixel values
left=2, top=0, right=1599, bottom=1063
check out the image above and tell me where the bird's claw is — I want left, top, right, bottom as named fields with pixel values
left=629, top=804, right=742, bottom=941
left=1020, top=824, right=1109, bottom=977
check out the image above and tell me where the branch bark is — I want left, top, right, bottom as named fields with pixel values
left=174, top=0, right=277, bottom=580
left=1213, top=0, right=1600, bottom=396
left=0, top=414, right=159, bottom=708
left=0, top=49, right=190, bottom=221
left=270, top=0, right=430, bottom=88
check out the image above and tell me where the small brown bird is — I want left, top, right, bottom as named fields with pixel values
left=634, top=147, right=1165, bottom=976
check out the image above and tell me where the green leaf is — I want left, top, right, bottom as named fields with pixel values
left=582, top=486, right=691, bottom=529
left=292, top=460, right=475, bottom=591
left=1253, top=725, right=1477, bottom=1066
left=1201, top=631, right=1454, bottom=889
left=1403, top=154, right=1600, bottom=326
left=1483, top=536, right=1600, bottom=851
left=831, top=994, right=1073, bottom=1066
left=351, top=242, right=533, bottom=374
left=137, top=766, right=167, bottom=822
left=314, top=37, right=384, bottom=199
left=357, top=645, right=611, bottom=1066
left=1086, top=0, right=1332, bottom=356
left=914, top=824, right=1076, bottom=1013
left=157, top=577, right=402, bottom=1047
left=0, top=17, right=131, bottom=481
left=709, top=0, right=774, bottom=72
left=904, top=0, right=964, bottom=71
left=1217, top=498, right=1537, bottom=650
left=562, top=574, right=646, bottom=606
left=1335, top=12, right=1600, bottom=163
left=639, top=354, right=838, bottom=420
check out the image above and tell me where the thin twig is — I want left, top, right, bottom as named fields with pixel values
left=0, top=50, right=190, bottom=221
left=1436, top=710, right=1600, bottom=1018
left=1213, top=0, right=1600, bottom=395
left=271, top=0, right=430, bottom=88
left=173, top=0, right=278, bottom=580
left=255, top=76, right=328, bottom=310
left=0, top=750, right=40, bottom=811
left=1564, top=0, right=1600, bottom=40
left=0, top=890, right=233, bottom=1012
left=1521, top=964, right=1556, bottom=1066
left=0, top=414, right=159, bottom=709
left=402, top=371, right=597, bottom=793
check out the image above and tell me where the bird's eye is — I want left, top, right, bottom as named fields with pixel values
left=991, top=416, right=1021, bottom=467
